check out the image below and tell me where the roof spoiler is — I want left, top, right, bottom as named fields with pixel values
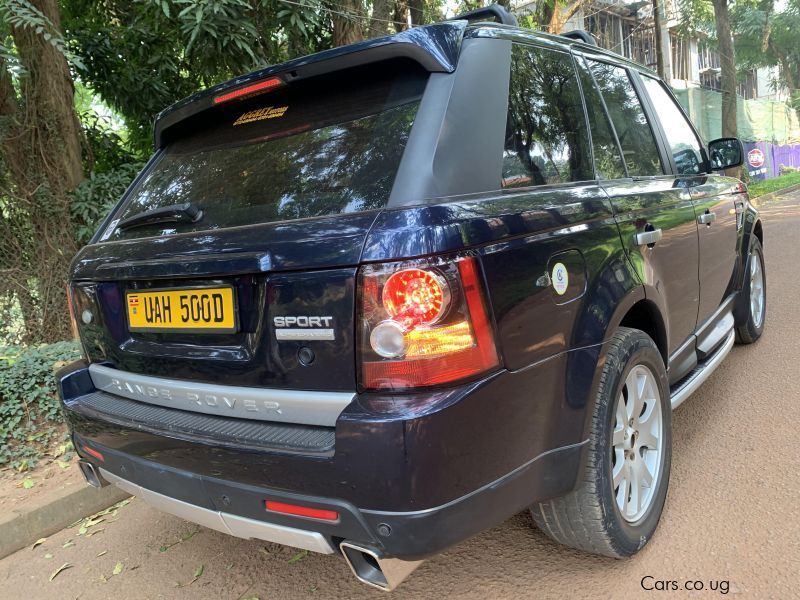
left=451, top=4, right=518, bottom=27
left=152, top=22, right=466, bottom=150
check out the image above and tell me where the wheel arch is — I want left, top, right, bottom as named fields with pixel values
left=753, top=218, right=763, bottom=247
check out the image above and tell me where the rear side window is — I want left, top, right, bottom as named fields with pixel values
left=575, top=56, right=626, bottom=180
left=587, top=60, right=663, bottom=177
left=640, top=76, right=706, bottom=175
left=107, top=61, right=427, bottom=240
left=502, top=44, right=592, bottom=188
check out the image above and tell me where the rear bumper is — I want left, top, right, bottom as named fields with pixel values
left=60, top=357, right=591, bottom=559
left=74, top=433, right=586, bottom=559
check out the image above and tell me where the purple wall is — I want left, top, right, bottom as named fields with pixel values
left=742, top=141, right=800, bottom=180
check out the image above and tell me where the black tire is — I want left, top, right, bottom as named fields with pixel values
left=735, top=238, right=766, bottom=344
left=531, top=327, right=672, bottom=558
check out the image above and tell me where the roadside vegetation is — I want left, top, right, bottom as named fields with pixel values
left=748, top=170, right=800, bottom=199
left=0, top=342, right=80, bottom=472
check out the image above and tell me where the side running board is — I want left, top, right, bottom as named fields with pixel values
left=670, top=328, right=735, bottom=410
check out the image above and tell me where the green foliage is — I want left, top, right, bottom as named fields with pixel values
left=0, top=0, right=85, bottom=70
left=61, top=0, right=334, bottom=154
left=748, top=170, right=800, bottom=198
left=0, top=341, right=81, bottom=470
left=70, top=162, right=144, bottom=245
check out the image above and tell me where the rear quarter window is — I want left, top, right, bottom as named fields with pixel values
left=105, top=60, right=428, bottom=241
left=502, top=44, right=593, bottom=189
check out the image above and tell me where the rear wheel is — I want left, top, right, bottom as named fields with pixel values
left=531, top=327, right=671, bottom=557
left=735, top=238, right=766, bottom=344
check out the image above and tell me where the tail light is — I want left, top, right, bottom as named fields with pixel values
left=358, top=255, right=500, bottom=390
left=66, top=285, right=80, bottom=341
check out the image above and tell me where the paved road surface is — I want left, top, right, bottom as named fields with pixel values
left=2, top=194, right=798, bottom=599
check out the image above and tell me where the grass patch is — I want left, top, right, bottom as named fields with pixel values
left=747, top=171, right=800, bottom=199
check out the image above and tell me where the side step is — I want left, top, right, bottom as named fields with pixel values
left=670, top=329, right=735, bottom=410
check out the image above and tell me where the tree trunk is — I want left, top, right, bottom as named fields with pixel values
left=331, top=0, right=365, bottom=47
left=408, top=0, right=424, bottom=26
left=393, top=0, right=409, bottom=32
left=652, top=0, right=667, bottom=80
left=548, top=0, right=586, bottom=34
left=711, top=0, right=737, bottom=139
left=368, top=0, right=392, bottom=38
left=1, top=0, right=84, bottom=343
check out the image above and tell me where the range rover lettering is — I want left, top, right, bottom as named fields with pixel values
left=59, top=5, right=765, bottom=591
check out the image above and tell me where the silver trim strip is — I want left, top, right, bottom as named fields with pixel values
left=671, top=329, right=735, bottom=410
left=89, top=364, right=353, bottom=427
left=99, top=469, right=335, bottom=554
left=697, top=312, right=734, bottom=355
left=275, top=328, right=335, bottom=341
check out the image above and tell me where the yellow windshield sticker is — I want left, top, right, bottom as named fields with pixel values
left=234, top=105, right=289, bottom=126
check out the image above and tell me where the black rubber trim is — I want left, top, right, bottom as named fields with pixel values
left=66, top=391, right=335, bottom=456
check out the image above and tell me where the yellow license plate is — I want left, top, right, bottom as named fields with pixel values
left=126, top=287, right=237, bottom=333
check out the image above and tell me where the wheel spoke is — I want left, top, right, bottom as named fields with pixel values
left=638, top=459, right=654, bottom=488
left=627, top=463, right=640, bottom=516
left=612, top=455, right=626, bottom=488
left=612, top=425, right=625, bottom=447
left=637, top=427, right=659, bottom=451
left=616, top=391, right=628, bottom=428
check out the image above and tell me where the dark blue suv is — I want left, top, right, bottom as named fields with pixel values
left=59, top=6, right=765, bottom=591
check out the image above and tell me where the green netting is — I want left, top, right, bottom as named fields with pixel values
left=673, top=87, right=800, bottom=144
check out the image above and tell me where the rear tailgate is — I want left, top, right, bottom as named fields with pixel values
left=70, top=59, right=430, bottom=393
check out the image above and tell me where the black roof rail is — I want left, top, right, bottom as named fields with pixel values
left=451, top=4, right=519, bottom=27
left=560, top=30, right=597, bottom=45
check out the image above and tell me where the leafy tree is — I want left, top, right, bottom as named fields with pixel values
left=734, top=0, right=799, bottom=112
left=0, top=0, right=85, bottom=343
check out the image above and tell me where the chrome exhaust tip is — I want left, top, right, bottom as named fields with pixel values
left=340, top=541, right=422, bottom=592
left=78, top=459, right=108, bottom=488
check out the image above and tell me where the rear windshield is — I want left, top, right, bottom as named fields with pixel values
left=106, top=60, right=428, bottom=240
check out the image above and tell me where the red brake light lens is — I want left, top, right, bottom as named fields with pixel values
left=382, top=268, right=450, bottom=328
left=359, top=255, right=500, bottom=390
left=213, top=77, right=283, bottom=104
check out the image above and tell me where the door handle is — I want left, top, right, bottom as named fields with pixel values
left=634, top=228, right=663, bottom=247
left=697, top=211, right=716, bottom=225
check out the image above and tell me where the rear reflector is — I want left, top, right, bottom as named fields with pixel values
left=82, top=445, right=104, bottom=461
left=213, top=77, right=283, bottom=104
left=265, top=500, right=339, bottom=521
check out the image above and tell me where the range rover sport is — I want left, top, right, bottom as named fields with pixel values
left=59, top=5, right=766, bottom=591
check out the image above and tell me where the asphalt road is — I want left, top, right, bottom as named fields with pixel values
left=2, top=194, right=799, bottom=600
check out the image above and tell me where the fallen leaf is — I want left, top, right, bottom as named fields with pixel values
left=62, top=540, right=75, bottom=548
left=112, top=562, right=123, bottom=576
left=49, top=563, right=73, bottom=581
left=78, top=527, right=88, bottom=536
left=240, top=596, right=260, bottom=600
left=96, top=550, right=107, bottom=557
left=22, top=478, right=34, bottom=489
left=225, top=563, right=234, bottom=570
left=194, top=565, right=204, bottom=579
left=288, top=550, right=307, bottom=564
left=32, top=537, right=47, bottom=550
left=86, top=528, right=105, bottom=537
left=57, top=460, right=71, bottom=470
left=44, top=553, right=53, bottom=560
